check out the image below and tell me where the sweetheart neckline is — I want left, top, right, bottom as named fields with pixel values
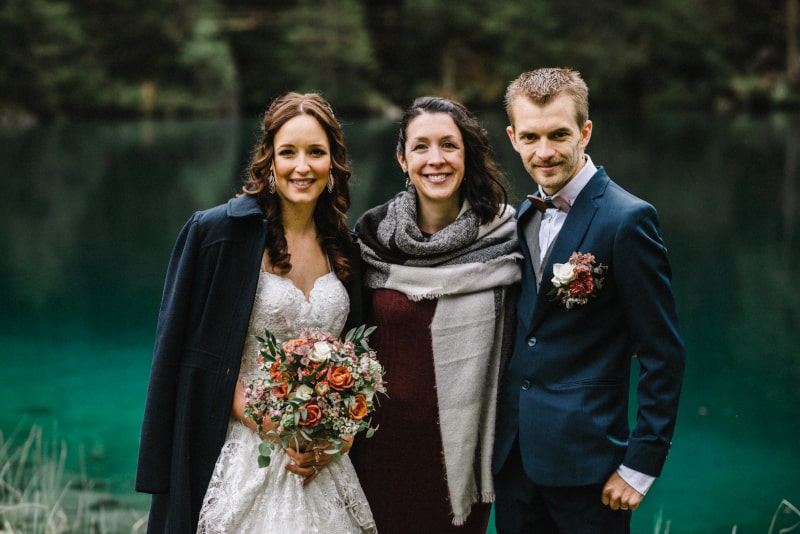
left=259, top=270, right=337, bottom=303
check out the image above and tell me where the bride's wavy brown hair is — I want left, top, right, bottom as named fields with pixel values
left=242, top=92, right=353, bottom=281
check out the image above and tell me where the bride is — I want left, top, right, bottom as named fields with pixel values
left=136, top=92, right=375, bottom=533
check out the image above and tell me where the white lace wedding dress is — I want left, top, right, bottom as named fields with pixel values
left=197, top=271, right=377, bottom=533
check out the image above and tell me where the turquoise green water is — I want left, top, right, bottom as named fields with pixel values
left=1, top=112, right=798, bottom=532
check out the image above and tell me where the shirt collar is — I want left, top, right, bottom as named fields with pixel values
left=538, top=155, right=597, bottom=206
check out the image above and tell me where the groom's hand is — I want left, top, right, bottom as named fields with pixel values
left=601, top=472, right=643, bottom=511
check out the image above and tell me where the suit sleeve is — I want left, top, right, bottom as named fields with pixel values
left=614, top=204, right=685, bottom=477
left=135, top=214, right=200, bottom=494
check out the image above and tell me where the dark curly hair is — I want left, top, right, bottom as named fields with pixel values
left=396, top=96, right=509, bottom=225
left=242, top=92, right=353, bottom=281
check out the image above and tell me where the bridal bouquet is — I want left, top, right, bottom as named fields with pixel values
left=243, top=325, right=387, bottom=467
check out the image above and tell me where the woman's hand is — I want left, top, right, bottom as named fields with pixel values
left=284, top=435, right=354, bottom=486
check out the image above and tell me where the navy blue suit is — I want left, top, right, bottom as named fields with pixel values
left=493, top=167, right=685, bottom=528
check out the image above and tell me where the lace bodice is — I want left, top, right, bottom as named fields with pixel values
left=239, top=271, right=349, bottom=380
left=197, top=270, right=376, bottom=534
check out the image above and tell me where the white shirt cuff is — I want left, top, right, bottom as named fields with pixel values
left=616, top=465, right=656, bottom=495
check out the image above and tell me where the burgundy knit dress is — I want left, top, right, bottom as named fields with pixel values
left=350, top=289, right=491, bottom=533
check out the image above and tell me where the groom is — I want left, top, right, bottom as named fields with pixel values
left=493, top=67, right=686, bottom=533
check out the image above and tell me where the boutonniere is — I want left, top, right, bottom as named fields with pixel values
left=548, top=252, right=608, bottom=310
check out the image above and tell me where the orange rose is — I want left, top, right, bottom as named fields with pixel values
left=299, top=400, right=322, bottom=427
left=348, top=394, right=369, bottom=421
left=328, top=366, right=355, bottom=391
left=271, top=382, right=289, bottom=399
left=269, top=361, right=284, bottom=382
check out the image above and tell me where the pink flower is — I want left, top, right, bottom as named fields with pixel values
left=568, top=277, right=594, bottom=298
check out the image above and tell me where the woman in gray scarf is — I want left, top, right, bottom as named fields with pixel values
left=350, top=96, right=522, bottom=532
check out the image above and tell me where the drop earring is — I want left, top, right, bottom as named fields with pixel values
left=327, top=169, right=335, bottom=193
left=267, top=171, right=276, bottom=194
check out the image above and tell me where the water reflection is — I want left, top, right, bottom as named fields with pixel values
left=0, top=111, right=797, bottom=532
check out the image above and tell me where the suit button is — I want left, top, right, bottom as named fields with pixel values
left=527, top=337, right=537, bottom=347
left=521, top=380, right=531, bottom=390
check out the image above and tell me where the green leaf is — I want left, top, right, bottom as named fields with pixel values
left=362, top=325, right=376, bottom=338
left=345, top=326, right=356, bottom=340
left=258, top=440, right=275, bottom=456
left=257, top=440, right=274, bottom=468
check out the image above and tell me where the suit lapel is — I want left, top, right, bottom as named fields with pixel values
left=528, top=170, right=610, bottom=328
left=515, top=200, right=540, bottom=328
left=524, top=212, right=544, bottom=285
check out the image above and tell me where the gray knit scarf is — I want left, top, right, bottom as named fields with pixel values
left=355, top=189, right=522, bottom=525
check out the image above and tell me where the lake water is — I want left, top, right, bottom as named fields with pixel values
left=1, top=111, right=798, bottom=533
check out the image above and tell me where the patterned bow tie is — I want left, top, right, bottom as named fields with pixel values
left=527, top=194, right=571, bottom=213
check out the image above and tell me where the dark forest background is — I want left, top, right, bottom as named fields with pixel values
left=2, top=0, right=799, bottom=121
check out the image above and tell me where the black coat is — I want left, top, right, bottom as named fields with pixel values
left=135, top=194, right=362, bottom=533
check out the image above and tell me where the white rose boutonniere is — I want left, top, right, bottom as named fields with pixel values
left=551, top=262, right=577, bottom=286
left=548, top=251, right=608, bottom=310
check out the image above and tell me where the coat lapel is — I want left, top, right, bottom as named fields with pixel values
left=529, top=169, right=611, bottom=328
left=227, top=194, right=265, bottom=219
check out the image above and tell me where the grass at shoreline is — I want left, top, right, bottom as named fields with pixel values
left=2, top=423, right=797, bottom=533
left=0, top=425, right=147, bottom=533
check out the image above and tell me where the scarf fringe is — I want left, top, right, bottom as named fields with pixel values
left=405, top=291, right=444, bottom=302
left=449, top=491, right=497, bottom=526
left=452, top=514, right=468, bottom=527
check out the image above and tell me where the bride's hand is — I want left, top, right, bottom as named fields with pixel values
left=284, top=435, right=354, bottom=486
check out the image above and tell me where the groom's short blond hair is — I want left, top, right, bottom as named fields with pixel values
left=505, top=68, right=589, bottom=128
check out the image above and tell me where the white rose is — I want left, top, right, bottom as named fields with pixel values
left=309, top=341, right=332, bottom=363
left=294, top=384, right=314, bottom=401
left=551, top=262, right=576, bottom=286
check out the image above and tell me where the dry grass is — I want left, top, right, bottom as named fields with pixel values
left=651, top=500, right=800, bottom=534
left=4, top=423, right=797, bottom=533
left=0, top=425, right=147, bottom=534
